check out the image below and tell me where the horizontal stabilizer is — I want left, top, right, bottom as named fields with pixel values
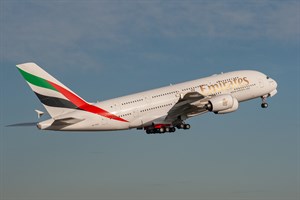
left=52, top=117, right=84, bottom=126
left=6, top=122, right=37, bottom=127
left=35, top=109, right=44, bottom=118
left=37, top=117, right=84, bottom=130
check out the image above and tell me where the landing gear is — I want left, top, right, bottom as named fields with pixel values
left=177, top=124, right=185, bottom=129
left=145, top=126, right=176, bottom=134
left=261, top=102, right=268, bottom=108
left=176, top=123, right=191, bottom=130
left=159, top=127, right=165, bottom=134
left=261, top=95, right=269, bottom=109
left=165, top=127, right=170, bottom=132
left=184, top=124, right=191, bottom=130
left=145, top=122, right=190, bottom=134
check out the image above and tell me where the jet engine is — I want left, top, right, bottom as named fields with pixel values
left=206, top=94, right=239, bottom=114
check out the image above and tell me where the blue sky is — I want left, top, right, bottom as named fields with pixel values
left=0, top=1, right=299, bottom=200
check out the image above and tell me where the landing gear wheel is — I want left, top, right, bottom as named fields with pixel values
left=170, top=127, right=176, bottom=132
left=159, top=127, right=165, bottom=133
left=261, top=95, right=269, bottom=109
left=146, top=129, right=154, bottom=134
left=165, top=127, right=170, bottom=132
left=178, top=124, right=185, bottom=129
left=261, top=103, right=268, bottom=108
left=184, top=124, right=191, bottom=130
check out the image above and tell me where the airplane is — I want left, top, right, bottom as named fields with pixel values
left=15, top=62, right=278, bottom=134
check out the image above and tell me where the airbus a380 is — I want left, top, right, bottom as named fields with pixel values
left=15, top=63, right=277, bottom=134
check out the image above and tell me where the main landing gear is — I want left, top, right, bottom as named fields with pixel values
left=176, top=123, right=191, bottom=130
left=146, top=127, right=176, bottom=134
left=261, top=95, right=269, bottom=108
left=145, top=123, right=191, bottom=134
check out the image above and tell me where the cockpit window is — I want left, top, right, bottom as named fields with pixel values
left=266, top=76, right=270, bottom=79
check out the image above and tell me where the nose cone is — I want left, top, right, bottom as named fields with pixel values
left=268, top=78, right=278, bottom=97
left=270, top=78, right=277, bottom=90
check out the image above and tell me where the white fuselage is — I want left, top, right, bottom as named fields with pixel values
left=39, top=70, right=277, bottom=131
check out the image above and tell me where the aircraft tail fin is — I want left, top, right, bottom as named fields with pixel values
left=16, top=62, right=88, bottom=118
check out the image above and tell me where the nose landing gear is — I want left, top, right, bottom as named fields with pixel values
left=261, top=102, right=268, bottom=108
left=261, top=95, right=269, bottom=108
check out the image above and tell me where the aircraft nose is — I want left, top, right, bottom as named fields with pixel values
left=267, top=78, right=278, bottom=97
left=270, top=78, right=277, bottom=89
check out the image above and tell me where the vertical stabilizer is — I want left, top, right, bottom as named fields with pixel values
left=16, top=62, right=88, bottom=118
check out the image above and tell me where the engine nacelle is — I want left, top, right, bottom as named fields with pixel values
left=206, top=94, right=238, bottom=114
left=215, top=97, right=239, bottom=114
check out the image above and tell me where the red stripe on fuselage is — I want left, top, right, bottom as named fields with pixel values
left=48, top=81, right=128, bottom=122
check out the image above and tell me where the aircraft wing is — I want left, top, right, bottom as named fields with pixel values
left=165, top=92, right=210, bottom=122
